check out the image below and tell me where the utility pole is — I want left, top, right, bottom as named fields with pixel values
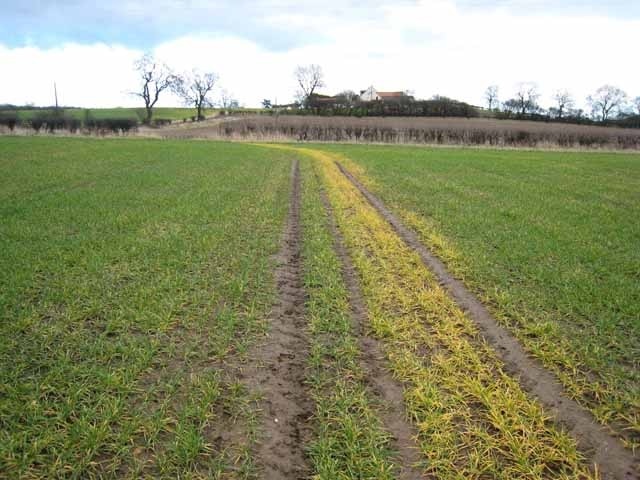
left=54, top=82, right=59, bottom=109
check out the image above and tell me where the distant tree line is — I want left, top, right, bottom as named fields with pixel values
left=276, top=65, right=640, bottom=128
left=298, top=94, right=478, bottom=118
left=4, top=59, right=638, bottom=130
left=487, top=83, right=639, bottom=127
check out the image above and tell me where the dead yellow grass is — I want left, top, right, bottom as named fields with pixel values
left=295, top=146, right=597, bottom=479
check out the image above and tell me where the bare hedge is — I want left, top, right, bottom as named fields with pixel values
left=204, top=116, right=640, bottom=149
left=0, top=113, right=18, bottom=131
left=0, top=112, right=138, bottom=135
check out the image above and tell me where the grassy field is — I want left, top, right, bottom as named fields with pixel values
left=0, top=137, right=294, bottom=477
left=318, top=144, right=640, bottom=448
left=3, top=107, right=266, bottom=123
left=304, top=147, right=597, bottom=478
left=1, top=137, right=636, bottom=478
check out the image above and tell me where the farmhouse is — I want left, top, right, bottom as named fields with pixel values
left=359, top=86, right=412, bottom=102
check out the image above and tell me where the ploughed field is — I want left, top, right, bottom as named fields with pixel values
left=0, top=137, right=637, bottom=479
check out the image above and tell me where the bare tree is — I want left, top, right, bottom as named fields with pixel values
left=514, top=82, right=540, bottom=115
left=133, top=54, right=177, bottom=124
left=552, top=89, right=575, bottom=119
left=335, top=89, right=359, bottom=106
left=485, top=85, right=499, bottom=110
left=294, top=64, right=325, bottom=107
left=634, top=96, right=640, bottom=115
left=219, top=89, right=239, bottom=109
left=173, top=70, right=217, bottom=121
left=587, top=85, right=628, bottom=122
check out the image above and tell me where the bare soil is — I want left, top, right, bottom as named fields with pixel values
left=318, top=185, right=426, bottom=479
left=241, top=160, right=313, bottom=479
left=147, top=116, right=243, bottom=140
left=336, top=162, right=639, bottom=480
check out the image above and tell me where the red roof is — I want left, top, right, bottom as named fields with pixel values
left=377, top=91, right=405, bottom=97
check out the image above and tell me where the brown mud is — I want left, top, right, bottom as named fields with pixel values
left=336, top=161, right=638, bottom=480
left=318, top=184, right=426, bottom=479
left=241, top=159, right=312, bottom=479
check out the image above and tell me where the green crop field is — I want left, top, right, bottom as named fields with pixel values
left=318, top=143, right=640, bottom=449
left=0, top=138, right=294, bottom=477
left=3, top=107, right=266, bottom=123
left=1, top=137, right=637, bottom=479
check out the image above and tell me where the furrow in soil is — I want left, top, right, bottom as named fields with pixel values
left=243, top=159, right=312, bottom=479
left=318, top=185, right=426, bottom=479
left=336, top=161, right=638, bottom=480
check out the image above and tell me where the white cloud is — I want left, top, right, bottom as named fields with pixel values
left=0, top=43, right=142, bottom=108
left=1, top=0, right=639, bottom=109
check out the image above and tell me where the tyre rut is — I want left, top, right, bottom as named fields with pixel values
left=318, top=185, right=426, bottom=480
left=243, top=159, right=312, bottom=479
left=336, top=160, right=638, bottom=480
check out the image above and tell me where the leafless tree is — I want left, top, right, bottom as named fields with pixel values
left=634, top=96, right=640, bottom=115
left=133, top=54, right=177, bottom=124
left=587, top=85, right=628, bottom=122
left=485, top=85, right=499, bottom=110
left=294, top=64, right=325, bottom=107
left=514, top=82, right=540, bottom=115
left=335, top=89, right=359, bottom=106
left=173, top=70, right=218, bottom=121
left=219, top=89, right=239, bottom=109
left=552, top=89, right=575, bottom=119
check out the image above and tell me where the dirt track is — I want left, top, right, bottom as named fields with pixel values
left=144, top=116, right=241, bottom=140
left=243, top=160, right=312, bottom=479
left=336, top=161, right=638, bottom=480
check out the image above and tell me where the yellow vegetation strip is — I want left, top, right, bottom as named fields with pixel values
left=291, top=147, right=599, bottom=480
left=398, top=205, right=639, bottom=452
left=333, top=153, right=639, bottom=478
left=337, top=155, right=639, bottom=456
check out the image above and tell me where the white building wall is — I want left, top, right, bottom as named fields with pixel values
left=360, top=86, right=378, bottom=101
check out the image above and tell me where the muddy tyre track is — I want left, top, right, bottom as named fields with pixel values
left=243, top=159, right=312, bottom=479
left=318, top=184, right=425, bottom=479
left=336, top=161, right=638, bottom=480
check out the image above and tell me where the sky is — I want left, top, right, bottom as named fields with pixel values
left=1, top=0, right=639, bottom=109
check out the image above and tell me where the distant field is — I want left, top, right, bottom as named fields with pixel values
left=3, top=107, right=266, bottom=123
left=319, top=143, right=640, bottom=448
left=1, top=137, right=635, bottom=478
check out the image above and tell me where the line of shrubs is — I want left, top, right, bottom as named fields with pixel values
left=215, top=116, right=640, bottom=149
left=0, top=112, right=139, bottom=134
